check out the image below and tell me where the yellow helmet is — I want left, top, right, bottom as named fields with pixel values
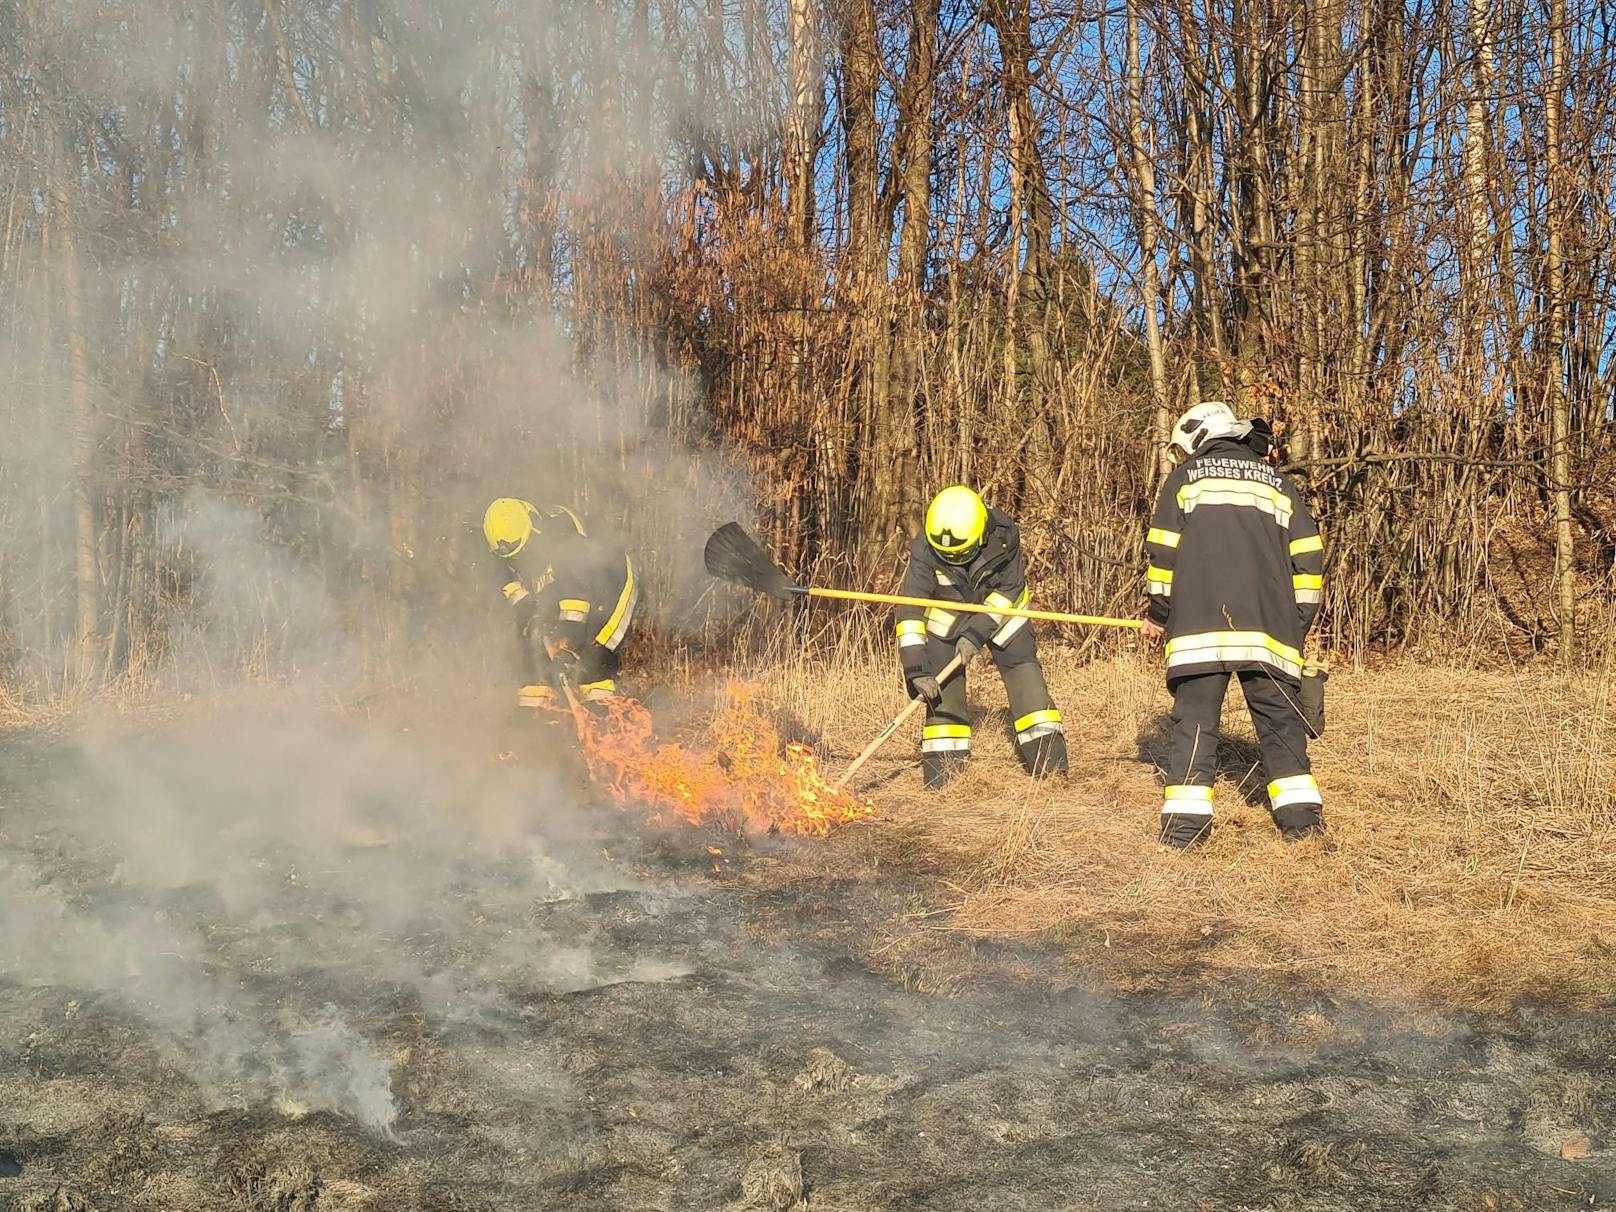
left=483, top=498, right=541, bottom=557
left=925, top=485, right=988, bottom=564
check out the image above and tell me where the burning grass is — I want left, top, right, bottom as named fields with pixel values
left=551, top=681, right=874, bottom=837
left=750, top=645, right=1616, bottom=1008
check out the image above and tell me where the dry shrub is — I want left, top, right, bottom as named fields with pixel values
left=758, top=646, right=1616, bottom=1008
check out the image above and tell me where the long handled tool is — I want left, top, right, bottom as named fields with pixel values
left=704, top=522, right=1141, bottom=630
left=834, top=654, right=965, bottom=788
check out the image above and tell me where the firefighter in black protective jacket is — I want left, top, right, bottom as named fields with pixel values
left=482, top=498, right=638, bottom=706
left=896, top=486, right=1068, bottom=788
left=1141, top=403, right=1325, bottom=847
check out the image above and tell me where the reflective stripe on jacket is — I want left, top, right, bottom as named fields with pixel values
left=894, top=507, right=1030, bottom=679
left=1144, top=439, right=1323, bottom=684
left=492, top=504, right=635, bottom=650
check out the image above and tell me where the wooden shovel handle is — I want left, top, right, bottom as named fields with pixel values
left=835, top=654, right=965, bottom=790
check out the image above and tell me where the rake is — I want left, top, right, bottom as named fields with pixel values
left=703, top=522, right=1142, bottom=630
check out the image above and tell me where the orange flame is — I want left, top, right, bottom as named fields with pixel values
left=549, top=682, right=873, bottom=837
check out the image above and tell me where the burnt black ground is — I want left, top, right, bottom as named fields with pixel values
left=0, top=720, right=1612, bottom=1211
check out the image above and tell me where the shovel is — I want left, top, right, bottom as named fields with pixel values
left=703, top=523, right=1141, bottom=630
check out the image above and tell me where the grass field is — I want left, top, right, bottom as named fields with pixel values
left=748, top=642, right=1616, bottom=1009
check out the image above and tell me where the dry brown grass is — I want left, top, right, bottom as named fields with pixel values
left=752, top=642, right=1616, bottom=1009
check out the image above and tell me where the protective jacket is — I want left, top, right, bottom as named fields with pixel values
left=894, top=507, right=1032, bottom=679
left=492, top=504, right=637, bottom=659
left=1144, top=438, right=1323, bottom=685
left=893, top=508, right=1065, bottom=785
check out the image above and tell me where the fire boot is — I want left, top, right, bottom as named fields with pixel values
left=1160, top=784, right=1214, bottom=849
left=1268, top=774, right=1325, bottom=841
left=920, top=725, right=970, bottom=789
left=1273, top=802, right=1325, bottom=841
left=1019, top=729, right=1068, bottom=779
left=1160, top=813, right=1213, bottom=849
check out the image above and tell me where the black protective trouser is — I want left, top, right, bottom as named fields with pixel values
left=918, top=626, right=1067, bottom=788
left=519, top=614, right=621, bottom=701
left=1162, top=669, right=1320, bottom=837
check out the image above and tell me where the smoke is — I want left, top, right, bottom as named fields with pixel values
left=0, top=673, right=691, bottom=1133
left=0, top=0, right=781, bottom=1132
left=0, top=853, right=402, bottom=1131
left=0, top=0, right=774, bottom=691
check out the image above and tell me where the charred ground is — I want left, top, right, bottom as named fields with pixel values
left=0, top=704, right=1612, bottom=1212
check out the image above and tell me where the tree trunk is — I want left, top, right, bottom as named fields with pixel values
left=991, top=0, right=1057, bottom=501
left=1543, top=0, right=1576, bottom=665
left=1124, top=0, right=1173, bottom=477
left=1461, top=0, right=1495, bottom=422
left=52, top=136, right=100, bottom=688
left=786, top=0, right=822, bottom=250
left=842, top=0, right=900, bottom=556
left=882, top=0, right=938, bottom=548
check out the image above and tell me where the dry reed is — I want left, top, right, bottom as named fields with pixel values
left=755, top=644, right=1616, bottom=1009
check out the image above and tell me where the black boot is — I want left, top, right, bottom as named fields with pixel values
left=1274, top=802, right=1325, bottom=841
left=1160, top=812, right=1213, bottom=849
left=1020, top=731, right=1068, bottom=779
left=921, top=750, right=969, bottom=789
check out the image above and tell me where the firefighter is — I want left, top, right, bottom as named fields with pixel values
left=895, top=486, right=1067, bottom=788
left=1140, top=403, right=1326, bottom=846
left=482, top=498, right=638, bottom=706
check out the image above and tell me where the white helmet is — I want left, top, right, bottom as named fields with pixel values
left=1168, top=401, right=1250, bottom=462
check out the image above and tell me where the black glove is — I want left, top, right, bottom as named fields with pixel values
left=909, top=674, right=943, bottom=706
left=954, top=636, right=981, bottom=666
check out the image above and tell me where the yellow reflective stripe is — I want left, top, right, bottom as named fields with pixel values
left=925, top=606, right=957, bottom=636
left=559, top=598, right=590, bottom=613
left=502, top=581, right=529, bottom=602
left=1013, top=709, right=1061, bottom=733
left=1268, top=774, right=1319, bottom=795
left=1163, top=784, right=1214, bottom=809
left=992, top=615, right=1030, bottom=644
left=1178, top=478, right=1293, bottom=527
left=1290, top=534, right=1324, bottom=556
left=1164, top=786, right=1214, bottom=817
left=1292, top=574, right=1324, bottom=591
left=579, top=678, right=616, bottom=699
left=594, top=557, right=637, bottom=650
left=1165, top=631, right=1303, bottom=677
left=551, top=504, right=587, bottom=535
left=985, top=591, right=1013, bottom=609
left=1165, top=784, right=1213, bottom=800
left=1146, top=565, right=1174, bottom=584
left=1147, top=527, right=1181, bottom=549
left=1267, top=774, right=1321, bottom=808
left=987, top=587, right=1030, bottom=645
left=896, top=619, right=927, bottom=636
left=921, top=723, right=972, bottom=740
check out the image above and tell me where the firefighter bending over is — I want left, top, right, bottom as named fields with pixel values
left=1141, top=403, right=1325, bottom=847
left=896, top=486, right=1068, bottom=787
left=482, top=498, right=638, bottom=706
